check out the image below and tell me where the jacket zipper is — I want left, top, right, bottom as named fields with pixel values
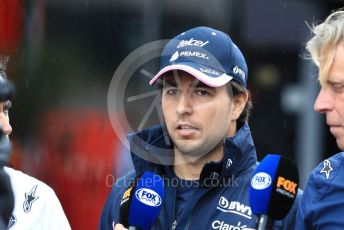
left=171, top=220, right=177, bottom=230
left=184, top=140, right=225, bottom=230
left=184, top=187, right=216, bottom=230
left=171, top=185, right=177, bottom=230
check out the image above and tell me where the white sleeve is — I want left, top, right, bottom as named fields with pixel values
left=37, top=187, right=71, bottom=230
left=4, top=167, right=71, bottom=230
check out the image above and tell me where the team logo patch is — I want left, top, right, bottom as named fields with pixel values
left=226, top=159, right=233, bottom=169
left=177, top=38, right=209, bottom=48
left=23, top=184, right=39, bottom=213
left=320, top=159, right=333, bottom=179
left=232, top=65, right=246, bottom=82
left=212, top=220, right=249, bottom=230
left=8, top=215, right=17, bottom=229
left=170, top=51, right=179, bottom=62
left=217, top=196, right=252, bottom=219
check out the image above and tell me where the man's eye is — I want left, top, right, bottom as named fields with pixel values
left=196, top=90, right=209, bottom=96
left=166, top=88, right=178, bottom=95
left=332, top=83, right=344, bottom=93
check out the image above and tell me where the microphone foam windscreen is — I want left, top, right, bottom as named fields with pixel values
left=250, top=154, right=299, bottom=220
left=128, top=171, right=164, bottom=230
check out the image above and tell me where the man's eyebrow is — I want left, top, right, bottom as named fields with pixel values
left=162, top=77, right=212, bottom=89
left=327, top=79, right=344, bottom=85
left=194, top=81, right=211, bottom=89
left=162, top=77, right=177, bottom=87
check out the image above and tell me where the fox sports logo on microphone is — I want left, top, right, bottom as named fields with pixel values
left=135, top=188, right=162, bottom=207
left=250, top=172, right=272, bottom=190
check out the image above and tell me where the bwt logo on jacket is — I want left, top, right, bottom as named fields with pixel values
left=276, top=176, right=297, bottom=198
left=135, top=188, right=162, bottom=207
left=217, top=196, right=252, bottom=219
left=177, top=38, right=209, bottom=48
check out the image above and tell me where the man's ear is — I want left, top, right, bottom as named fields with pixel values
left=231, top=92, right=248, bottom=121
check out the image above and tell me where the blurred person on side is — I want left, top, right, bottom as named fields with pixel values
left=296, top=9, right=344, bottom=229
left=0, top=56, right=71, bottom=230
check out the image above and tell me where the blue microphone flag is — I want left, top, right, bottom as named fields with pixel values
left=128, top=171, right=164, bottom=230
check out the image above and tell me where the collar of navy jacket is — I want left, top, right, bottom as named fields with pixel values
left=126, top=122, right=257, bottom=187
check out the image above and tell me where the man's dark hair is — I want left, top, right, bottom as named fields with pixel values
left=229, top=80, right=252, bottom=123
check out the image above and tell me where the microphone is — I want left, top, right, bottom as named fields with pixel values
left=249, top=154, right=299, bottom=230
left=119, top=171, right=164, bottom=230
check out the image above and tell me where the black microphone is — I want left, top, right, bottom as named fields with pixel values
left=249, top=154, right=299, bottom=230
left=119, top=171, right=164, bottom=230
left=119, top=175, right=139, bottom=228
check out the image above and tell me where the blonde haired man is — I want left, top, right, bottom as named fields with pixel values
left=297, top=9, right=344, bottom=229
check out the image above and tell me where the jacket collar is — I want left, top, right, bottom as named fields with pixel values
left=127, top=123, right=257, bottom=183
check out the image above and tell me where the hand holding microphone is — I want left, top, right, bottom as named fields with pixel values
left=249, top=154, right=299, bottom=230
left=118, top=171, right=164, bottom=230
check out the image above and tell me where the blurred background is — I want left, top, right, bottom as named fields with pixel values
left=1, top=0, right=344, bottom=229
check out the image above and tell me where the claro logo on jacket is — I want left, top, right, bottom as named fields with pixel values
left=212, top=220, right=254, bottom=230
left=217, top=196, right=252, bottom=219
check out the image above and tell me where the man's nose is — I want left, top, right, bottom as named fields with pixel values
left=176, top=93, right=193, bottom=116
left=314, top=88, right=333, bottom=113
left=0, top=115, right=12, bottom=136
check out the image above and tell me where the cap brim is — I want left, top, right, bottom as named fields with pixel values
left=149, top=63, right=233, bottom=87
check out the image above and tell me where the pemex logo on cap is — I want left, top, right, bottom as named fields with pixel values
left=170, top=51, right=179, bottom=62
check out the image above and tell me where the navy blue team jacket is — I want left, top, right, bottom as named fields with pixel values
left=296, top=152, right=344, bottom=230
left=99, top=123, right=301, bottom=229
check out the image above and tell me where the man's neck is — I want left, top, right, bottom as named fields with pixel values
left=173, top=142, right=224, bottom=180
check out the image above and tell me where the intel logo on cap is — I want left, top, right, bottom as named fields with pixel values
left=251, top=172, right=272, bottom=190
left=135, top=188, right=162, bottom=207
